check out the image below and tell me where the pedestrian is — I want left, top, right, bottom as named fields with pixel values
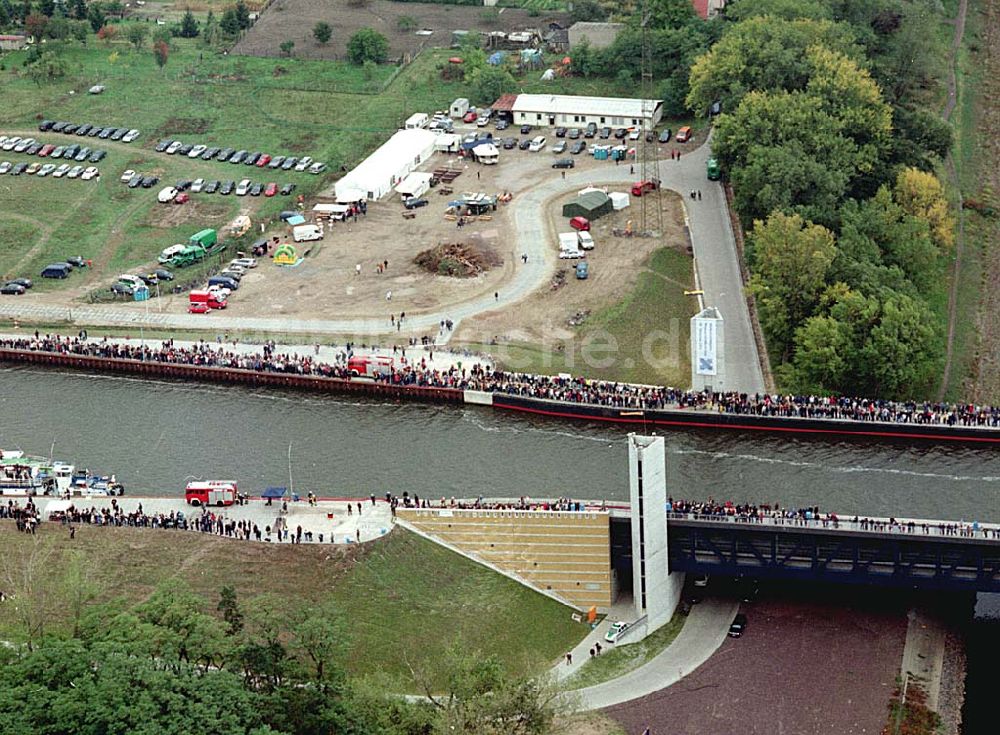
left=357, top=501, right=362, bottom=515
left=348, top=504, right=353, bottom=516
left=565, top=652, right=573, bottom=665
left=386, top=290, right=392, bottom=302
left=561, top=170, right=566, bottom=179
left=356, top=528, right=361, bottom=542
left=494, top=291, right=499, bottom=301
left=355, top=263, right=361, bottom=276
left=391, top=314, right=395, bottom=326
left=383, top=259, right=388, bottom=270
left=630, top=165, right=634, bottom=174
left=677, top=151, right=681, bottom=160
left=589, top=648, right=595, bottom=658
left=69, top=525, right=75, bottom=540
left=595, top=642, right=602, bottom=655
left=370, top=493, right=376, bottom=506
left=697, top=190, right=702, bottom=200
left=477, top=170, right=480, bottom=180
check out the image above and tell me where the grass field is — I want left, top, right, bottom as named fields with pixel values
left=0, top=523, right=586, bottom=689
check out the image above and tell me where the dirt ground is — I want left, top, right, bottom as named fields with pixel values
left=605, top=582, right=908, bottom=735
left=233, top=0, right=566, bottom=61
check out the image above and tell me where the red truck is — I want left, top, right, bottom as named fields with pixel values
left=185, top=480, right=238, bottom=507
left=188, top=289, right=227, bottom=313
left=347, top=355, right=394, bottom=378
left=631, top=179, right=661, bottom=197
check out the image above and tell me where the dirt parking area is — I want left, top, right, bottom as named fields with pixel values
left=234, top=0, right=565, bottom=61
left=605, top=582, right=908, bottom=735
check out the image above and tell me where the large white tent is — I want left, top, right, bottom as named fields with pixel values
left=335, top=129, right=438, bottom=201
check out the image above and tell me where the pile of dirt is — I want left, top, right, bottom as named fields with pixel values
left=414, top=241, right=502, bottom=278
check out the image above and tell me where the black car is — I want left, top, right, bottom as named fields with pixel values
left=65, top=256, right=86, bottom=268
left=502, top=137, right=518, bottom=150
left=153, top=268, right=174, bottom=281
left=127, top=174, right=143, bottom=188
left=97, top=127, right=113, bottom=139
left=74, top=147, right=91, bottom=162
left=645, top=130, right=655, bottom=142
left=88, top=126, right=102, bottom=138
left=139, top=273, right=160, bottom=286
left=281, top=157, right=297, bottom=170
left=51, top=121, right=68, bottom=133
left=520, top=124, right=532, bottom=135
left=599, top=127, right=612, bottom=139
left=585, top=123, right=597, bottom=138
left=202, top=147, right=220, bottom=160
left=89, top=150, right=106, bottom=163
left=217, top=147, right=235, bottom=161
left=518, top=139, right=532, bottom=150
left=76, top=124, right=93, bottom=136
left=10, top=277, right=32, bottom=289
left=63, top=123, right=79, bottom=134
left=249, top=182, right=264, bottom=196
left=63, top=144, right=80, bottom=159
left=728, top=614, right=748, bottom=638
left=111, top=282, right=134, bottom=296
left=176, top=143, right=194, bottom=156
left=38, top=120, right=54, bottom=132
left=570, top=141, right=586, bottom=154
left=552, top=159, right=575, bottom=169
left=11, top=163, right=27, bottom=175
left=175, top=180, right=193, bottom=191
left=614, top=128, right=628, bottom=139
left=203, top=180, right=219, bottom=193
left=26, top=142, right=42, bottom=155
left=219, top=180, right=235, bottom=195
left=658, top=129, right=672, bottom=143
left=110, top=128, right=127, bottom=141
left=229, top=150, right=247, bottom=164
left=567, top=128, right=580, bottom=139
left=404, top=197, right=428, bottom=209
left=155, top=139, right=173, bottom=152
left=554, top=127, right=568, bottom=138
left=0, top=282, right=25, bottom=295
left=279, top=183, right=296, bottom=196
left=495, top=120, right=509, bottom=131
left=140, top=176, right=158, bottom=188
left=244, top=152, right=261, bottom=166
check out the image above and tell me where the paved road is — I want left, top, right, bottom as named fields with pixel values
left=0, top=138, right=764, bottom=392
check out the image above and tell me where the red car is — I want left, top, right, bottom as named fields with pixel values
left=675, top=126, right=692, bottom=143
left=264, top=182, right=277, bottom=197
left=38, top=144, right=55, bottom=157
left=463, top=110, right=478, bottom=123
left=569, top=216, right=590, bottom=232
left=188, top=301, right=210, bottom=314
left=631, top=179, right=660, bottom=197
left=256, top=154, right=271, bottom=167
left=174, top=192, right=190, bottom=204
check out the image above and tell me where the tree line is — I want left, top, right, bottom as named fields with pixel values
left=688, top=0, right=955, bottom=398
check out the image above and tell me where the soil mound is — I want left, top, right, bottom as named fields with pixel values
left=414, top=241, right=502, bottom=278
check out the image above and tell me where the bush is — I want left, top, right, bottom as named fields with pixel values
left=347, top=28, right=388, bottom=65
left=313, top=21, right=332, bottom=45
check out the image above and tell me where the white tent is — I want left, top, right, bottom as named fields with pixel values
left=610, top=191, right=631, bottom=210
left=44, top=499, right=73, bottom=516
left=313, top=202, right=352, bottom=221
left=334, top=128, right=438, bottom=201
left=472, top=143, right=499, bottom=165
left=336, top=188, right=367, bottom=204
left=435, top=133, right=462, bottom=152
left=395, top=172, right=433, bottom=199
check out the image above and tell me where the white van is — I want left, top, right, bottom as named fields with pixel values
left=405, top=113, right=429, bottom=129
left=292, top=224, right=323, bottom=242
left=529, top=136, right=546, bottom=152
left=577, top=231, right=595, bottom=250
left=159, top=244, right=185, bottom=263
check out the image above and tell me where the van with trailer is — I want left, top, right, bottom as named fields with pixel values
left=188, top=289, right=227, bottom=310
left=185, top=480, right=237, bottom=506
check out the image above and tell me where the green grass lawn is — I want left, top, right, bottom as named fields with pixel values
left=0, top=524, right=586, bottom=689
left=563, top=610, right=687, bottom=690
left=463, top=246, right=695, bottom=387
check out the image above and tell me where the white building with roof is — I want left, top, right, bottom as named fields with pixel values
left=511, top=94, right=663, bottom=130
left=334, top=128, right=438, bottom=201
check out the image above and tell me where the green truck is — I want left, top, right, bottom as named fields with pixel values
left=706, top=158, right=721, bottom=181
left=189, top=228, right=217, bottom=249
left=168, top=229, right=219, bottom=268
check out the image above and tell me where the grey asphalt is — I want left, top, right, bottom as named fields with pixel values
left=0, top=136, right=764, bottom=392
left=560, top=597, right=740, bottom=711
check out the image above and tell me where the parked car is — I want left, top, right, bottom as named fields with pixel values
left=605, top=621, right=630, bottom=644
left=236, top=179, right=252, bottom=196
left=202, top=147, right=220, bottom=160
left=567, top=128, right=581, bottom=139
left=141, top=175, right=161, bottom=188
left=658, top=129, right=672, bottom=143
left=166, top=141, right=183, bottom=154
left=599, top=126, right=612, bottom=139
left=89, top=150, right=106, bottom=163
left=26, top=142, right=42, bottom=155
left=176, top=143, right=194, bottom=156
left=570, top=141, right=586, bottom=154
left=281, top=157, right=298, bottom=170
left=74, top=147, right=91, bottom=162
left=529, top=136, right=546, bottom=152
left=153, top=268, right=174, bottom=281
left=14, top=138, right=35, bottom=152
left=631, top=179, right=660, bottom=197
left=294, top=156, right=313, bottom=172
left=554, top=127, right=568, bottom=138
left=463, top=110, right=478, bottom=123
left=36, top=163, right=55, bottom=177
left=0, top=136, right=20, bottom=151
left=220, top=180, right=235, bottom=195
left=66, top=256, right=86, bottom=268
left=38, top=144, right=55, bottom=157
left=518, top=139, right=532, bottom=150
left=244, top=152, right=261, bottom=166
left=120, top=169, right=137, bottom=183
left=110, top=128, right=128, bottom=141
left=575, top=261, right=589, bottom=279
left=520, top=124, right=532, bottom=134
left=11, top=163, right=28, bottom=175
left=495, top=119, right=509, bottom=131
left=188, top=144, right=207, bottom=158
left=81, top=166, right=99, bottom=180
left=9, top=277, right=32, bottom=289
left=174, top=192, right=190, bottom=204
left=256, top=153, right=271, bottom=167
left=98, top=127, right=114, bottom=139
left=175, top=179, right=193, bottom=191
left=728, top=613, right=747, bottom=638
left=585, top=123, right=597, bottom=138
left=157, top=186, right=178, bottom=203
left=268, top=155, right=285, bottom=169
left=127, top=174, right=143, bottom=188
left=552, top=141, right=567, bottom=154
left=122, top=129, right=140, bottom=143
left=0, top=161, right=10, bottom=174
left=308, top=162, right=327, bottom=174
left=230, top=257, right=257, bottom=269
left=111, top=282, right=135, bottom=296
left=155, top=139, right=173, bottom=152
left=552, top=159, right=575, bottom=169
left=203, top=180, right=219, bottom=193
left=229, top=150, right=247, bottom=164
left=249, top=182, right=264, bottom=196
left=264, top=182, right=278, bottom=197
left=87, top=126, right=103, bottom=138
left=0, top=282, right=26, bottom=295
left=66, top=165, right=84, bottom=179
left=38, top=120, right=54, bottom=132
left=675, top=126, right=692, bottom=142
left=569, top=216, right=590, bottom=231
left=216, top=147, right=235, bottom=161
left=190, top=178, right=205, bottom=193
left=41, top=263, right=72, bottom=279
left=404, top=197, right=429, bottom=209
left=502, top=137, right=518, bottom=149
left=629, top=128, right=641, bottom=140
left=279, top=183, right=296, bottom=195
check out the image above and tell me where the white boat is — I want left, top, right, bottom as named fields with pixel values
left=0, top=450, right=123, bottom=497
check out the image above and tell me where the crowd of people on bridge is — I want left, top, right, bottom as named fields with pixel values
left=4, top=333, right=1000, bottom=431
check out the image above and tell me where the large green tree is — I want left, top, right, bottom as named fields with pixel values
left=347, top=27, right=388, bottom=65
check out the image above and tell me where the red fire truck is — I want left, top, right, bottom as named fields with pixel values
left=347, top=355, right=394, bottom=378
left=185, top=480, right=238, bottom=507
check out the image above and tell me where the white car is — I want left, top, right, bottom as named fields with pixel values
left=188, top=144, right=207, bottom=159
left=122, top=129, right=140, bottom=143
left=166, top=141, right=183, bottom=154
left=224, top=263, right=247, bottom=275
left=66, top=165, right=84, bottom=179
left=157, top=186, right=179, bottom=203
left=37, top=163, right=56, bottom=177
left=235, top=178, right=252, bottom=196
left=529, top=136, right=546, bottom=152
left=577, top=231, right=595, bottom=250
left=120, top=169, right=136, bottom=183
left=118, top=274, right=145, bottom=289
left=0, top=161, right=11, bottom=174
left=558, top=248, right=584, bottom=259
left=190, top=178, right=205, bottom=193
left=52, top=163, right=71, bottom=178
left=207, top=284, right=232, bottom=300
left=13, top=138, right=34, bottom=152
left=308, top=162, right=327, bottom=174
left=605, top=621, right=630, bottom=644
left=158, top=244, right=185, bottom=263
left=81, top=166, right=99, bottom=180
left=629, top=128, right=641, bottom=140
left=0, top=136, right=7, bottom=147
left=1, top=137, right=20, bottom=151
left=230, top=257, right=257, bottom=269
left=294, top=156, right=313, bottom=172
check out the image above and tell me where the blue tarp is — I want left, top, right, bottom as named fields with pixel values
left=286, top=215, right=306, bottom=226
left=487, top=51, right=507, bottom=66
left=262, top=486, right=287, bottom=499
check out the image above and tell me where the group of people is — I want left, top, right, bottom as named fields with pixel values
left=5, top=334, right=1000, bottom=431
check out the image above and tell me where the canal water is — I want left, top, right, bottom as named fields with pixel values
left=3, top=364, right=1000, bottom=522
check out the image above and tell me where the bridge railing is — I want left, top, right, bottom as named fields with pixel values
left=666, top=511, right=1000, bottom=544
